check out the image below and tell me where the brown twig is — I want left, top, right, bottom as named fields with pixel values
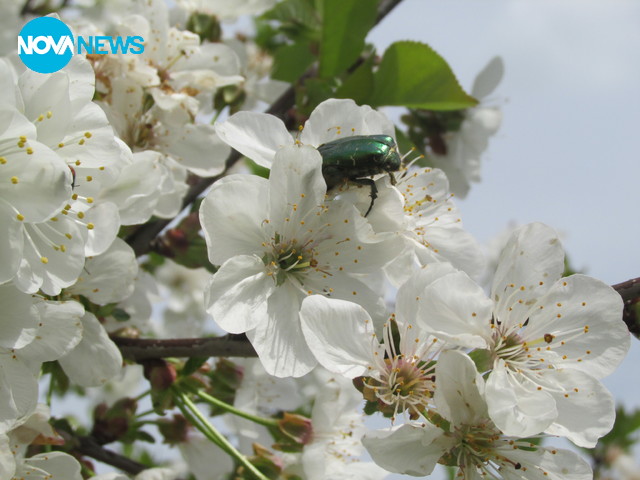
left=114, top=334, right=257, bottom=361
left=613, top=277, right=640, bottom=337
left=70, top=434, right=147, bottom=475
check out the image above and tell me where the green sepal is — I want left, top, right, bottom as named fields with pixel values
left=181, top=357, right=209, bottom=377
left=468, top=348, right=493, bottom=374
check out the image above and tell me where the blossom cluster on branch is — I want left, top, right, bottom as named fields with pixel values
left=0, top=0, right=634, bottom=479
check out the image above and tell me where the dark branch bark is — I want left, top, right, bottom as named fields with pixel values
left=114, top=334, right=257, bottom=361
left=71, top=434, right=147, bottom=475
left=613, top=277, right=640, bottom=337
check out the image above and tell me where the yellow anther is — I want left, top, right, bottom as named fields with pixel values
left=87, top=197, right=94, bottom=204
left=84, top=132, right=92, bottom=138
left=65, top=233, right=72, bottom=239
left=40, top=257, right=49, bottom=264
left=58, top=142, right=64, bottom=148
left=0, top=157, right=6, bottom=164
left=11, top=176, right=18, bottom=184
left=46, top=111, right=52, bottom=118
left=16, top=214, right=24, bottom=221
left=78, top=139, right=85, bottom=145
left=77, top=211, right=85, bottom=219
left=71, top=194, right=78, bottom=200
left=19, top=136, right=27, bottom=143
left=86, top=223, right=94, bottom=230
left=86, top=176, right=93, bottom=182
left=26, top=148, right=33, bottom=154
left=37, top=114, right=44, bottom=122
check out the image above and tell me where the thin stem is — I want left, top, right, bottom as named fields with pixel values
left=134, top=388, right=151, bottom=402
left=193, top=389, right=278, bottom=428
left=46, top=372, right=54, bottom=407
left=135, top=408, right=156, bottom=419
left=173, top=388, right=270, bottom=480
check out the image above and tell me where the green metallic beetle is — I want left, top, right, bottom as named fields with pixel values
left=317, top=134, right=402, bottom=216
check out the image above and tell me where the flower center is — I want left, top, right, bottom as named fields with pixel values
left=263, top=233, right=317, bottom=286
left=362, top=322, right=437, bottom=421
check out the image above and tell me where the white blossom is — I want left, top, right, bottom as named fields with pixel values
left=416, top=222, right=630, bottom=446
left=215, top=97, right=395, bottom=169
left=364, top=350, right=593, bottom=479
left=300, top=265, right=456, bottom=421
left=200, top=145, right=398, bottom=377
left=0, top=286, right=83, bottom=433
left=431, top=56, right=503, bottom=198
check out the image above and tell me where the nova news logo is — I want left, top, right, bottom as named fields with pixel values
left=18, top=16, right=145, bottom=74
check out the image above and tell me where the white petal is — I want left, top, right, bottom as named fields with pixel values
left=246, top=283, right=316, bottom=377
left=83, top=202, right=120, bottom=257
left=58, top=312, right=123, bottom=386
left=301, top=98, right=394, bottom=147
left=0, top=205, right=23, bottom=284
left=0, top=285, right=37, bottom=350
left=268, top=145, right=326, bottom=233
left=502, top=447, right=592, bottom=480
left=300, top=295, right=379, bottom=378
left=214, top=111, right=292, bottom=168
left=434, top=350, right=487, bottom=426
left=0, top=434, right=15, bottom=479
left=491, top=223, right=565, bottom=324
left=471, top=56, right=504, bottom=99
left=0, top=355, right=37, bottom=434
left=485, top=359, right=557, bottom=438
left=18, top=299, right=84, bottom=364
left=68, top=238, right=137, bottom=305
left=528, top=274, right=629, bottom=379
left=14, top=217, right=86, bottom=296
left=205, top=255, right=274, bottom=334
left=545, top=369, right=615, bottom=448
left=395, top=262, right=459, bottom=327
left=161, top=123, right=229, bottom=177
left=363, top=424, right=450, bottom=476
left=20, top=451, right=82, bottom=480
left=417, top=270, right=492, bottom=348
left=199, top=175, right=268, bottom=265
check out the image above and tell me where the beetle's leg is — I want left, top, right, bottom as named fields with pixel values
left=351, top=178, right=378, bottom=217
left=388, top=172, right=397, bottom=186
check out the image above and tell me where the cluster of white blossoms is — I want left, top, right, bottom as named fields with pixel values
left=0, top=1, right=631, bottom=478
left=0, top=0, right=274, bottom=475
left=202, top=98, right=631, bottom=478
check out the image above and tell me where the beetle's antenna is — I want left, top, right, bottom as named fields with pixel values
left=402, top=147, right=424, bottom=170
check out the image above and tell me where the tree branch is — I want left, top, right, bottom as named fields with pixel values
left=114, top=334, right=257, bottom=361
left=68, top=434, right=147, bottom=475
left=613, top=277, right=640, bottom=337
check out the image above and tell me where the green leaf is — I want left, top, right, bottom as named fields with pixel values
left=371, top=41, right=478, bottom=110
left=262, top=0, right=319, bottom=33
left=272, top=41, right=315, bottom=82
left=182, top=357, right=209, bottom=377
left=319, top=0, right=377, bottom=78
left=334, top=54, right=375, bottom=104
